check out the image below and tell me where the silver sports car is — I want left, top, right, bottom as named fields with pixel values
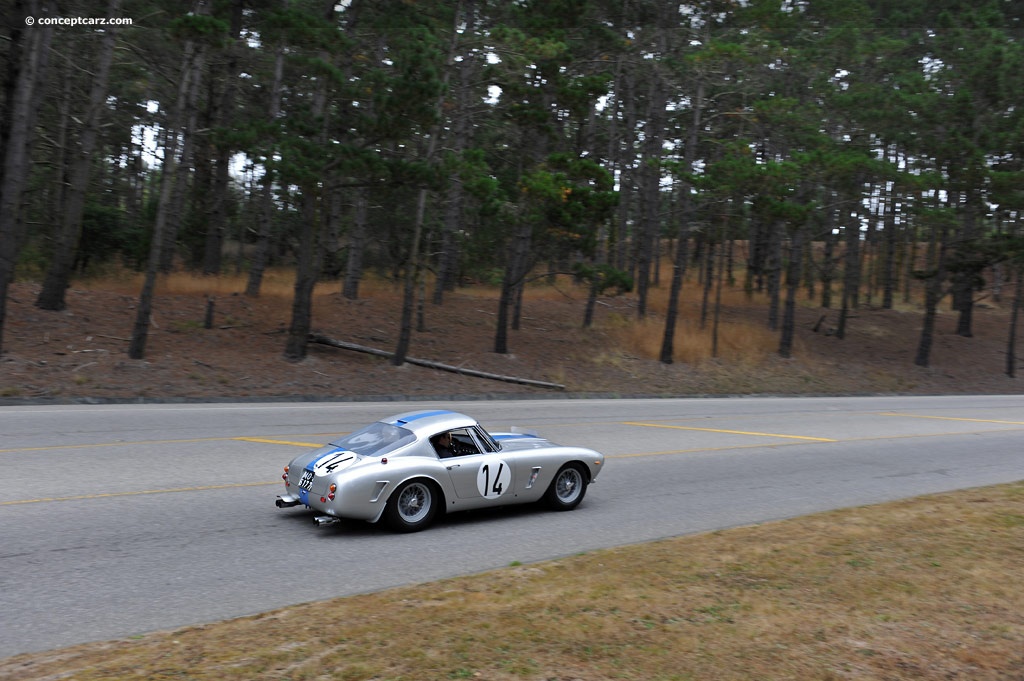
left=276, top=409, right=605, bottom=532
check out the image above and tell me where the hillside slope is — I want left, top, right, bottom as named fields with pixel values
left=2, top=281, right=1022, bottom=403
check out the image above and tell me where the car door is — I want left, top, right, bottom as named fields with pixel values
left=442, top=427, right=515, bottom=502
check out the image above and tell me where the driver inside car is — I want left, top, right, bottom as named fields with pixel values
left=432, top=431, right=459, bottom=458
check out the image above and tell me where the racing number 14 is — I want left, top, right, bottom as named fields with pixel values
left=477, top=461, right=510, bottom=499
left=482, top=463, right=504, bottom=494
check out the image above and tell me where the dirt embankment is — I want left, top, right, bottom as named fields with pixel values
left=2, top=281, right=1022, bottom=403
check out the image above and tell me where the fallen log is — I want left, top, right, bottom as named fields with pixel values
left=308, top=334, right=565, bottom=390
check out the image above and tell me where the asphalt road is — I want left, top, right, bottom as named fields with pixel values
left=2, top=395, right=1023, bottom=658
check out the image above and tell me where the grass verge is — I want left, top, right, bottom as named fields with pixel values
left=3, top=483, right=1022, bottom=680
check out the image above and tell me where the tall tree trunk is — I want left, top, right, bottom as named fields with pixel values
left=201, top=0, right=243, bottom=275
left=283, top=20, right=334, bottom=359
left=342, top=188, right=368, bottom=300
left=779, top=227, right=805, bottom=358
left=583, top=194, right=613, bottom=331
left=0, top=0, right=55, bottom=355
left=819, top=209, right=836, bottom=309
left=634, top=77, right=665, bottom=319
left=659, top=67, right=703, bottom=363
left=700, top=239, right=714, bottom=329
left=393, top=0, right=462, bottom=366
left=494, top=217, right=531, bottom=354
left=611, top=59, right=635, bottom=275
left=952, top=190, right=980, bottom=338
left=914, top=274, right=940, bottom=368
left=129, top=18, right=206, bottom=359
left=711, top=222, right=726, bottom=358
left=284, top=193, right=321, bottom=359
left=659, top=220, right=690, bottom=363
left=245, top=176, right=275, bottom=297
left=432, top=46, right=472, bottom=306
left=158, top=69, right=202, bottom=274
left=245, top=25, right=286, bottom=297
left=512, top=279, right=525, bottom=331
left=393, top=186, right=429, bottom=365
left=36, top=0, right=120, bottom=310
left=766, top=225, right=782, bottom=331
left=1006, top=266, right=1022, bottom=378
left=881, top=149, right=899, bottom=309
left=47, top=72, right=72, bottom=267
left=914, top=220, right=949, bottom=368
left=582, top=273, right=600, bottom=329
left=836, top=211, right=861, bottom=340
left=432, top=180, right=462, bottom=304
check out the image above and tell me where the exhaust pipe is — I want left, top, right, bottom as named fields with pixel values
left=314, top=515, right=341, bottom=527
left=276, top=497, right=301, bottom=508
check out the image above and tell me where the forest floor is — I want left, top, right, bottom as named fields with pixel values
left=2, top=276, right=1024, bottom=404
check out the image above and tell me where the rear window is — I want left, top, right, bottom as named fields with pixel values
left=329, top=422, right=415, bottom=457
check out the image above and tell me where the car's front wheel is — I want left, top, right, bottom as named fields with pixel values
left=544, top=463, right=588, bottom=511
left=384, top=479, right=439, bottom=532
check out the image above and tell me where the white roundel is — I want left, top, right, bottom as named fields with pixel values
left=312, top=450, right=356, bottom=475
left=476, top=460, right=511, bottom=498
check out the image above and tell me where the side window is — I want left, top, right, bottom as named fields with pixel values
left=450, top=428, right=481, bottom=456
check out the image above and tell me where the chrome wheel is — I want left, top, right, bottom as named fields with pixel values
left=545, top=464, right=588, bottom=511
left=385, top=479, right=439, bottom=532
left=397, top=481, right=432, bottom=523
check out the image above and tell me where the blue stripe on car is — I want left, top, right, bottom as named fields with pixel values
left=387, top=410, right=454, bottom=425
left=494, top=433, right=537, bottom=440
left=314, top=448, right=345, bottom=464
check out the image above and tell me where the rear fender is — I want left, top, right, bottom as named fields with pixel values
left=375, top=473, right=450, bottom=523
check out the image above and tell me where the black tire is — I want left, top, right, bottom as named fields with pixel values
left=384, top=479, right=439, bottom=532
left=544, top=463, right=588, bottom=511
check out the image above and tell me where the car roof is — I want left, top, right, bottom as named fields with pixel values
left=381, top=410, right=478, bottom=438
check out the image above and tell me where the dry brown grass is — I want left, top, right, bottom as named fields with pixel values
left=604, top=285, right=789, bottom=366
left=609, top=315, right=782, bottom=365
left=78, top=268, right=326, bottom=300
left=3, top=482, right=1022, bottom=681
left=11, top=259, right=1023, bottom=401
left=67, top=269, right=826, bottom=372
left=83, top=267, right=727, bottom=361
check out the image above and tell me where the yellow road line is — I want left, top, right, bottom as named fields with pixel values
left=233, top=437, right=325, bottom=447
left=1, top=480, right=279, bottom=506
left=608, top=427, right=1017, bottom=459
left=0, top=437, right=236, bottom=454
left=607, top=442, right=806, bottom=458
left=0, top=435, right=328, bottom=454
left=622, top=421, right=836, bottom=442
left=880, top=412, right=1024, bottom=425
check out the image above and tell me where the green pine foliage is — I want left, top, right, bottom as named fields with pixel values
left=4, top=0, right=1023, bottom=364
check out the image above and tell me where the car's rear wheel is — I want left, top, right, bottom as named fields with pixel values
left=544, top=463, right=588, bottom=511
left=384, top=479, right=438, bottom=532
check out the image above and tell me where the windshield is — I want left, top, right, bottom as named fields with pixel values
left=329, top=422, right=415, bottom=457
left=473, top=425, right=501, bottom=452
